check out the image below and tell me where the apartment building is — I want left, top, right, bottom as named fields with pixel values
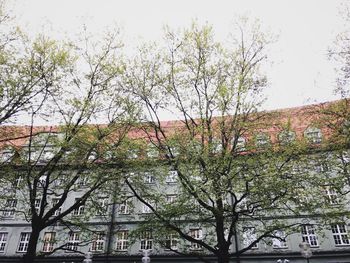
left=0, top=102, right=349, bottom=263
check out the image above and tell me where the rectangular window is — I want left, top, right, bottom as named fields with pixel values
left=147, top=145, right=159, bottom=158
left=166, top=170, right=177, bottom=183
left=166, top=195, right=177, bottom=204
left=38, top=175, right=47, bottom=188
left=272, top=230, right=287, bottom=248
left=144, top=172, right=155, bottom=184
left=3, top=199, right=17, bottom=217
left=17, top=233, right=30, bottom=252
left=52, top=198, right=62, bottom=216
left=118, top=200, right=130, bottom=215
left=66, top=232, right=80, bottom=251
left=96, top=197, right=108, bottom=216
left=140, top=231, right=153, bottom=250
left=332, top=224, right=350, bottom=246
left=76, top=175, right=88, bottom=187
left=306, top=130, right=322, bottom=144
left=0, top=232, right=8, bottom=252
left=301, top=225, right=318, bottom=247
left=116, top=230, right=128, bottom=251
left=165, top=233, right=178, bottom=250
left=325, top=186, right=339, bottom=205
left=34, top=199, right=41, bottom=214
left=242, top=227, right=258, bottom=249
left=72, top=198, right=84, bottom=216
left=42, top=232, right=56, bottom=252
left=91, top=232, right=105, bottom=252
left=189, top=228, right=202, bottom=250
left=142, top=202, right=153, bottom=214
left=12, top=176, right=23, bottom=188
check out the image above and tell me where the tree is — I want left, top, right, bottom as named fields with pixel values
left=0, top=30, right=136, bottom=263
left=0, top=1, right=66, bottom=126
left=122, top=22, right=345, bottom=263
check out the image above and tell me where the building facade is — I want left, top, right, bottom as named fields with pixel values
left=0, top=103, right=350, bottom=263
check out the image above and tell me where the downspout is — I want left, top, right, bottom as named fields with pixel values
left=233, top=221, right=241, bottom=263
left=106, top=192, right=117, bottom=262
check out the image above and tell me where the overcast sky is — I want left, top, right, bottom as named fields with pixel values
left=10, top=0, right=347, bottom=111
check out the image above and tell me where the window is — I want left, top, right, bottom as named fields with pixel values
left=54, top=172, right=68, bottom=187
left=91, top=232, right=105, bottom=252
left=0, top=148, right=13, bottom=162
left=118, top=200, right=130, bottom=215
left=72, top=198, right=84, bottom=216
left=142, top=202, right=153, bottom=214
left=301, top=225, right=318, bottom=247
left=0, top=233, right=8, bottom=252
left=42, top=149, right=54, bottom=160
left=316, top=163, right=328, bottom=172
left=96, top=197, right=109, bottom=216
left=88, top=151, right=97, bottom=161
left=37, top=175, right=47, bottom=188
left=324, top=186, right=339, bottom=205
left=147, top=145, right=159, bottom=158
left=189, top=228, right=202, bottom=250
left=127, top=149, right=138, bottom=159
left=278, top=130, right=295, bottom=144
left=52, top=198, right=62, bottom=216
left=17, top=233, right=30, bottom=252
left=76, top=175, right=88, bottom=187
left=304, top=127, right=322, bottom=144
left=66, top=232, right=80, bottom=251
left=233, top=137, right=246, bottom=152
left=42, top=232, right=56, bottom=252
left=166, top=170, right=177, bottom=183
left=212, top=139, right=223, bottom=153
left=144, top=172, right=155, bottom=184
left=272, top=230, right=287, bottom=248
left=169, top=146, right=179, bottom=157
left=255, top=134, right=269, bottom=148
left=116, top=230, right=128, bottom=251
left=165, top=233, right=178, bottom=250
left=242, top=227, right=258, bottom=249
left=12, top=176, right=23, bottom=188
left=34, top=199, right=41, bottom=214
left=140, top=231, right=153, bottom=250
left=3, top=199, right=17, bottom=217
left=331, top=224, right=350, bottom=246
left=166, top=195, right=177, bottom=204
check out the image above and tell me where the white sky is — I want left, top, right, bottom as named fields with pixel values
left=9, top=0, right=347, bottom=111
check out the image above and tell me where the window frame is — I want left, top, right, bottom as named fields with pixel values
left=0, top=232, right=8, bottom=253
left=301, top=225, right=319, bottom=247
left=17, top=232, right=31, bottom=253
left=118, top=199, right=131, bottom=215
left=166, top=170, right=177, bottom=184
left=72, top=198, right=85, bottom=216
left=3, top=198, right=17, bottom=217
left=91, top=232, right=105, bottom=252
left=331, top=224, right=350, bottom=246
left=66, top=232, right=80, bottom=252
left=165, top=233, right=179, bottom=251
left=189, top=228, right=203, bottom=250
left=272, top=230, right=288, bottom=249
left=42, top=232, right=56, bottom=253
left=140, top=231, right=153, bottom=250
left=242, top=227, right=258, bottom=249
left=116, top=230, right=129, bottom=251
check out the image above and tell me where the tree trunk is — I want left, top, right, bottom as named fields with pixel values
left=23, top=228, right=41, bottom=263
left=217, top=253, right=230, bottom=263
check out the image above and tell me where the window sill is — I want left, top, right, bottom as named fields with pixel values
left=335, top=244, right=350, bottom=247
